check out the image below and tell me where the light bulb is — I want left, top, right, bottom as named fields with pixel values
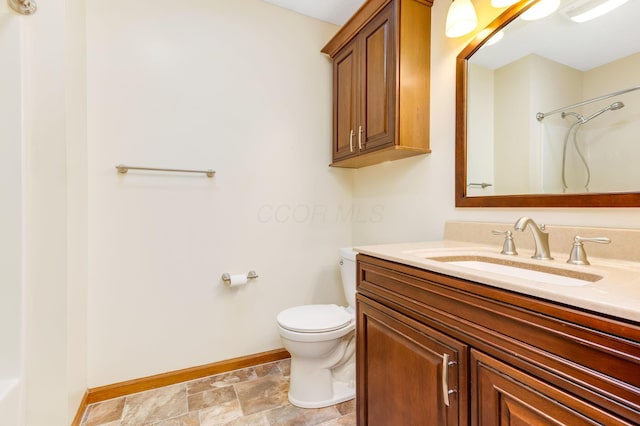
left=446, top=0, right=478, bottom=38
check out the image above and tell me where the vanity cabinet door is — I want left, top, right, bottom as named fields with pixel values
left=357, top=295, right=468, bottom=426
left=472, top=350, right=632, bottom=426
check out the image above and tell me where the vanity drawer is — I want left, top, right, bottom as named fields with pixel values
left=357, top=254, right=640, bottom=423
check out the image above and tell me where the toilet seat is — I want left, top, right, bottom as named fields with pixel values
left=277, top=304, right=352, bottom=333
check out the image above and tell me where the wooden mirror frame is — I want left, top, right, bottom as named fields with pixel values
left=455, top=0, right=640, bottom=208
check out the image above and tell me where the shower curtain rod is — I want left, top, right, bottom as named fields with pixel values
left=536, top=84, right=640, bottom=122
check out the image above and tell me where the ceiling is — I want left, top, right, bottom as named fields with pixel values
left=470, top=0, right=640, bottom=71
left=262, top=0, right=639, bottom=72
left=262, top=0, right=366, bottom=25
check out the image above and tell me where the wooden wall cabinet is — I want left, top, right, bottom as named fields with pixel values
left=322, top=0, right=432, bottom=168
left=356, top=254, right=640, bottom=425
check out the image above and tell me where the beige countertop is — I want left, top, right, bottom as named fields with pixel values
left=354, top=240, right=640, bottom=323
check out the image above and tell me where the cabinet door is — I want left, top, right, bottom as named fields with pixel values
left=357, top=296, right=468, bottom=426
left=332, top=38, right=359, bottom=162
left=472, top=350, right=633, bottom=426
left=358, top=1, right=395, bottom=153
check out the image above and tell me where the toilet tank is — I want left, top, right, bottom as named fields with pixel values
left=339, top=247, right=357, bottom=310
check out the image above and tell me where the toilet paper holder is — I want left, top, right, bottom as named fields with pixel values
left=221, top=270, right=259, bottom=285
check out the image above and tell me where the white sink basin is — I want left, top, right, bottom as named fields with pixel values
left=428, top=255, right=602, bottom=287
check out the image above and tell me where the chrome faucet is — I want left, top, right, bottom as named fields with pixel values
left=514, top=217, right=553, bottom=260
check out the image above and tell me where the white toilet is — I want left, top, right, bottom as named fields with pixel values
left=276, top=247, right=357, bottom=408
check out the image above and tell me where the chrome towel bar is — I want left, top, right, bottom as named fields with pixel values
left=116, top=164, right=215, bottom=177
left=467, top=182, right=492, bottom=189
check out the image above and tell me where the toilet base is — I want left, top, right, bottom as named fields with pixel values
left=288, top=379, right=355, bottom=409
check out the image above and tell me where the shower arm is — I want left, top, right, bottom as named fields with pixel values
left=8, top=0, right=37, bottom=15
left=536, top=85, right=640, bottom=122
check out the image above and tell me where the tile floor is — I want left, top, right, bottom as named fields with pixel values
left=80, top=359, right=356, bottom=426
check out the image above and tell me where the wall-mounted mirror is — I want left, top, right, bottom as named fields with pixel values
left=456, top=0, right=640, bottom=207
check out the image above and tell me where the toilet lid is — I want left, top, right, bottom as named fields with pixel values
left=277, top=304, right=352, bottom=333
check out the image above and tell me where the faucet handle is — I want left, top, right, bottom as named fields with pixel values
left=567, top=236, right=611, bottom=265
left=492, top=229, right=518, bottom=256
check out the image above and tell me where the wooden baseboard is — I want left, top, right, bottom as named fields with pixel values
left=71, top=348, right=290, bottom=425
left=71, top=390, right=90, bottom=426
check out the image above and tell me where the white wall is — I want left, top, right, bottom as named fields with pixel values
left=493, top=54, right=584, bottom=193
left=466, top=64, right=494, bottom=195
left=7, top=0, right=89, bottom=424
left=352, top=0, right=640, bottom=247
left=581, top=53, right=640, bottom=192
left=0, top=4, right=22, bottom=382
left=494, top=56, right=532, bottom=194
left=22, top=0, right=70, bottom=424
left=65, top=0, right=89, bottom=418
left=531, top=56, right=583, bottom=193
left=0, top=6, right=24, bottom=426
left=86, top=0, right=352, bottom=387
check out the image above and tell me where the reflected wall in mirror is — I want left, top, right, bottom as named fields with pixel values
left=456, top=0, right=640, bottom=207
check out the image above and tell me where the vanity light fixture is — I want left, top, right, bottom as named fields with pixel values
left=490, top=0, right=519, bottom=7
left=521, top=0, right=560, bottom=20
left=445, top=0, right=478, bottom=38
left=560, top=0, right=629, bottom=23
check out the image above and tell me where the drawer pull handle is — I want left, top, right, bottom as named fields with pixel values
left=442, top=354, right=457, bottom=407
left=349, top=129, right=355, bottom=153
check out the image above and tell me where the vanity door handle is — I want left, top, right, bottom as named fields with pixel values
left=358, top=125, right=363, bottom=150
left=442, top=354, right=457, bottom=407
left=349, top=129, right=355, bottom=153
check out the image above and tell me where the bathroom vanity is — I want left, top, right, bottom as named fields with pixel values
left=354, top=237, right=640, bottom=425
